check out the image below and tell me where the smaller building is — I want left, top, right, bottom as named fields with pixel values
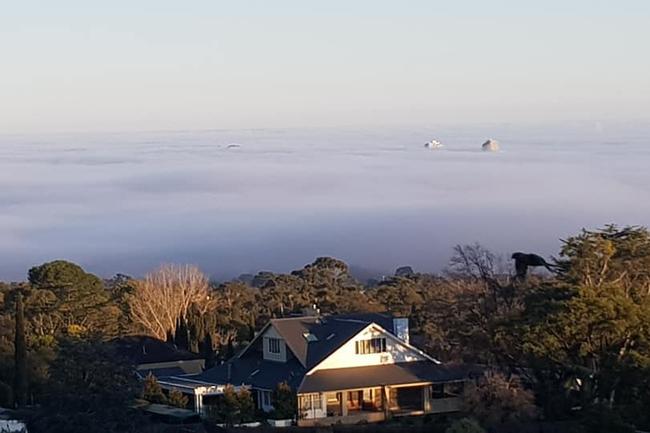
left=111, top=335, right=205, bottom=378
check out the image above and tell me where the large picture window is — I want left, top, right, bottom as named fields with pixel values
left=355, top=337, right=387, bottom=354
left=299, top=393, right=322, bottom=410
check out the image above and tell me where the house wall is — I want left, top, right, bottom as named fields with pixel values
left=313, top=326, right=426, bottom=371
left=262, top=325, right=287, bottom=362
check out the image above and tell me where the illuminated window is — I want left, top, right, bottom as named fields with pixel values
left=299, top=393, right=322, bottom=410
left=355, top=337, right=387, bottom=354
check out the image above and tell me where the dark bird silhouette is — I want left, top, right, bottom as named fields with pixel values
left=511, top=252, right=558, bottom=279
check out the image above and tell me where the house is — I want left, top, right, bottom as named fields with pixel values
left=111, top=335, right=205, bottom=378
left=154, top=313, right=477, bottom=426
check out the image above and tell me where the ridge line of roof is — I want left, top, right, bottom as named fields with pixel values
left=269, top=316, right=320, bottom=322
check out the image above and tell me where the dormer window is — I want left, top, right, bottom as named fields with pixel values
left=268, top=337, right=282, bottom=354
left=355, top=337, right=387, bottom=354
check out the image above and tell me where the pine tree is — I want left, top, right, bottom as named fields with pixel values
left=189, top=319, right=200, bottom=353
left=219, top=385, right=239, bottom=426
left=273, top=382, right=297, bottom=419
left=225, top=337, right=234, bottom=360
left=203, top=333, right=215, bottom=369
left=174, top=317, right=189, bottom=351
left=13, top=290, right=27, bottom=407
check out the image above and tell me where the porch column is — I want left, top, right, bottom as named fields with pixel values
left=382, top=386, right=391, bottom=420
left=194, top=390, right=202, bottom=414
left=423, top=385, right=432, bottom=413
left=341, top=391, right=348, bottom=416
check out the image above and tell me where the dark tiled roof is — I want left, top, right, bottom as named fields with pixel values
left=298, top=361, right=479, bottom=393
left=111, top=335, right=202, bottom=365
left=195, top=357, right=306, bottom=390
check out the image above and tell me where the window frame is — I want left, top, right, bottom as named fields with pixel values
left=355, top=337, right=387, bottom=354
left=262, top=390, right=271, bottom=407
left=267, top=337, right=281, bottom=354
left=300, top=393, right=322, bottom=410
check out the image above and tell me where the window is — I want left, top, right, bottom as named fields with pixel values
left=299, top=393, right=322, bottom=410
left=262, top=390, right=271, bottom=407
left=268, top=337, right=281, bottom=354
left=355, top=337, right=387, bottom=354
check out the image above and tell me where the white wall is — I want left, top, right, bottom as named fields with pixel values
left=312, top=325, right=426, bottom=371
left=262, top=325, right=287, bottom=362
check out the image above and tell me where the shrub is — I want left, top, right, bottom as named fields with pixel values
left=574, top=405, right=635, bottom=433
left=463, top=371, right=538, bottom=430
left=237, top=388, right=255, bottom=423
left=445, top=418, right=486, bottom=433
left=167, top=389, right=188, bottom=409
left=141, top=373, right=167, bottom=404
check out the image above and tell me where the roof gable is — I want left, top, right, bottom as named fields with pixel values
left=237, top=313, right=398, bottom=369
left=306, top=323, right=439, bottom=374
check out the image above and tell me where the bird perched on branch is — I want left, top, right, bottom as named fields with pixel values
left=511, top=252, right=559, bottom=280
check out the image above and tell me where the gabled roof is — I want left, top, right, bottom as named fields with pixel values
left=242, top=312, right=397, bottom=369
left=304, top=321, right=440, bottom=375
left=110, top=335, right=202, bottom=365
left=185, top=312, right=466, bottom=393
left=299, top=361, right=480, bottom=393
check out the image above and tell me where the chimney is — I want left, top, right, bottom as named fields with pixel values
left=392, top=317, right=409, bottom=344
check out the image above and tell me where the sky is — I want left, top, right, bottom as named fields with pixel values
left=2, top=0, right=650, bottom=133
left=1, top=2, right=649, bottom=281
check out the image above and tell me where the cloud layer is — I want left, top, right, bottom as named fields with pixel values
left=1, top=125, right=649, bottom=281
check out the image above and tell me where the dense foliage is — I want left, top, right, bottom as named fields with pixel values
left=0, top=225, right=648, bottom=431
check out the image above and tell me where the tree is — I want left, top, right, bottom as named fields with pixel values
left=141, top=373, right=167, bottom=404
left=29, top=337, right=146, bottom=433
left=211, top=384, right=240, bottom=426
left=202, top=333, right=216, bottom=369
left=174, top=316, right=190, bottom=351
left=13, top=290, right=27, bottom=407
left=237, top=388, right=255, bottom=423
left=28, top=260, right=120, bottom=337
left=272, top=382, right=296, bottom=419
left=519, top=226, right=650, bottom=414
left=167, top=388, right=189, bottom=408
left=463, top=371, right=538, bottom=431
left=289, top=257, right=365, bottom=313
left=127, top=264, right=215, bottom=340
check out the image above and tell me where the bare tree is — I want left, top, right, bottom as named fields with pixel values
left=127, top=264, right=215, bottom=340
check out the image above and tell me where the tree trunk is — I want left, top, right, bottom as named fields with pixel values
left=13, top=291, right=28, bottom=407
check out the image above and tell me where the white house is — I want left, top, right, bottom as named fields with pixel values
left=155, top=312, right=477, bottom=426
